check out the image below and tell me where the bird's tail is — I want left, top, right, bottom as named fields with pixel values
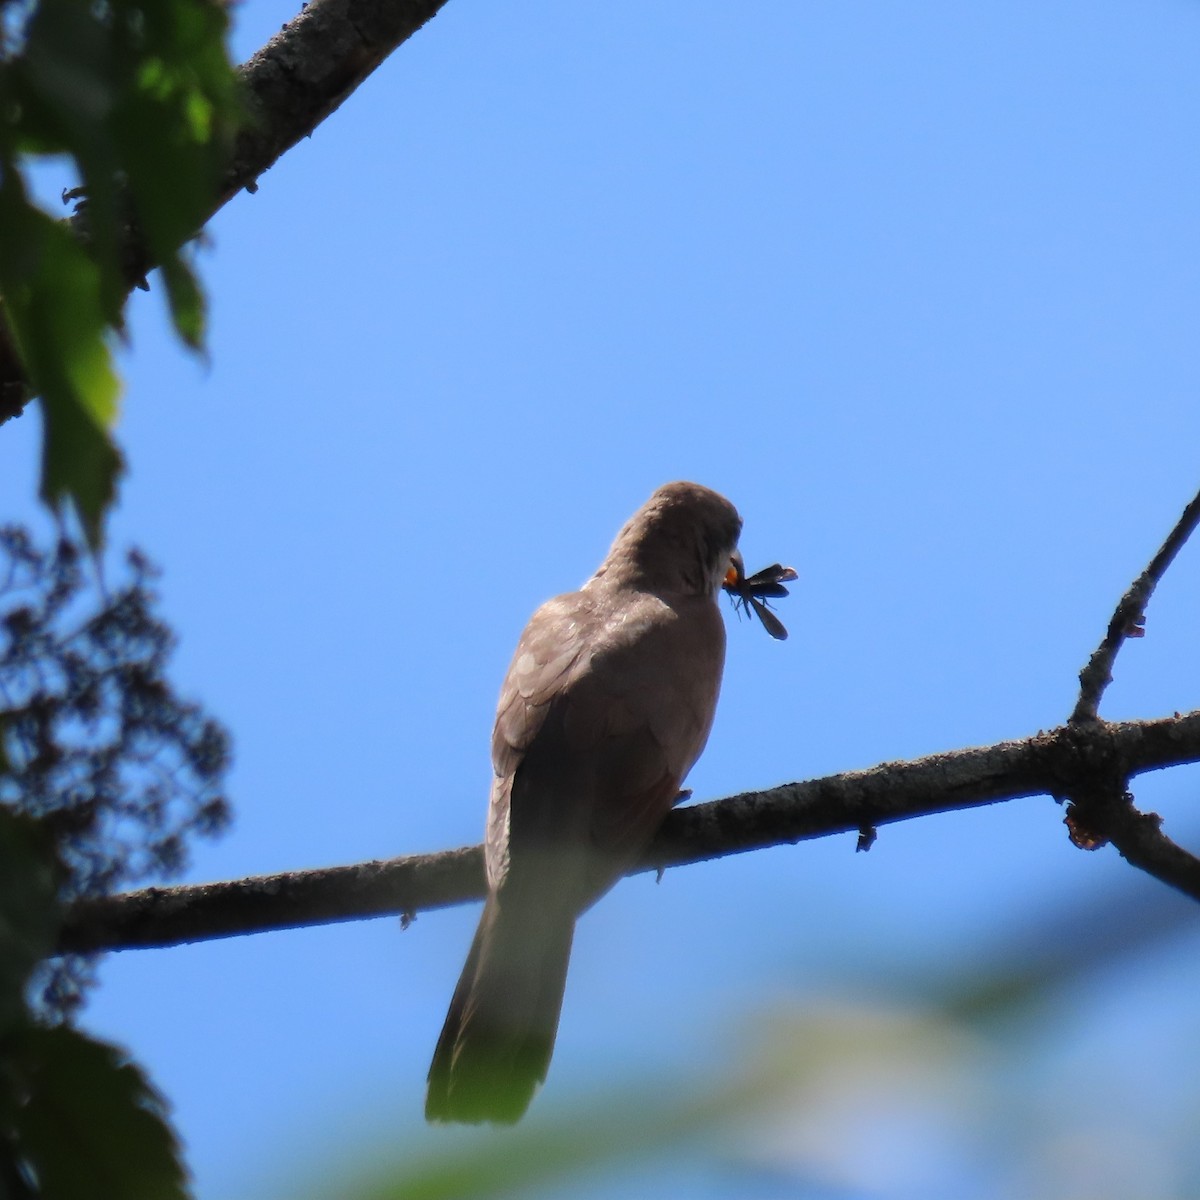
left=426, top=893, right=575, bottom=1123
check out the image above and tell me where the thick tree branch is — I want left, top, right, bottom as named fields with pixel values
left=0, top=0, right=452, bottom=422
left=222, top=0, right=451, bottom=202
left=57, top=710, right=1200, bottom=955
left=1072, top=484, right=1200, bottom=724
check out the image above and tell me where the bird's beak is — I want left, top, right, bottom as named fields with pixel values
left=724, top=550, right=745, bottom=591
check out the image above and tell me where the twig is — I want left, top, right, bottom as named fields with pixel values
left=1072, top=485, right=1200, bottom=724
left=1104, top=802, right=1200, bottom=904
left=1059, top=486, right=1200, bottom=899
left=57, top=710, right=1200, bottom=954
left=1063, top=774, right=1200, bottom=905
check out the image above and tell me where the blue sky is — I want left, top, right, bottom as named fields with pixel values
left=3, top=1, right=1200, bottom=1196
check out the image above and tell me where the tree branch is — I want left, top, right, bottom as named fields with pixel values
left=1097, top=799, right=1200, bottom=903
left=1071, top=484, right=1200, bottom=724
left=221, top=0, right=451, bottom=203
left=57, top=710, right=1200, bottom=955
left=1054, top=485, right=1200, bottom=895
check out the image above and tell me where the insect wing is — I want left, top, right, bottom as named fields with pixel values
left=750, top=595, right=789, bottom=641
left=744, top=564, right=798, bottom=601
left=745, top=563, right=797, bottom=587
left=748, top=580, right=790, bottom=599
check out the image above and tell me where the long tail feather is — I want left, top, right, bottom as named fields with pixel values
left=426, top=895, right=575, bottom=1124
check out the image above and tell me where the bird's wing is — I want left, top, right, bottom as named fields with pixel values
left=488, top=589, right=724, bottom=908
left=491, top=593, right=594, bottom=775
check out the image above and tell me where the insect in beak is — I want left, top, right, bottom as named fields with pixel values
left=723, top=551, right=797, bottom=641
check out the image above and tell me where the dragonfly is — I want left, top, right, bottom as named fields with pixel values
left=723, top=552, right=798, bottom=641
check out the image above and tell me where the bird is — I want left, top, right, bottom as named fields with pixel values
left=426, top=481, right=743, bottom=1124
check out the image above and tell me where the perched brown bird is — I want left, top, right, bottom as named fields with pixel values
left=426, top=481, right=743, bottom=1124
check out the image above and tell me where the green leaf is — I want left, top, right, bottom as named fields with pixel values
left=0, top=810, right=59, bottom=1037
left=2, top=1024, right=189, bottom=1200
left=110, top=0, right=239, bottom=339
left=158, top=253, right=206, bottom=350
left=0, top=178, right=124, bottom=549
left=13, top=0, right=124, bottom=320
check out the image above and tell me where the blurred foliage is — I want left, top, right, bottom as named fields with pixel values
left=0, top=525, right=231, bottom=1197
left=0, top=0, right=240, bottom=545
left=0, top=1022, right=188, bottom=1200
left=0, top=809, right=57, bottom=1035
left=289, top=878, right=1200, bottom=1200
left=0, top=524, right=232, bottom=1014
left=309, top=1070, right=796, bottom=1200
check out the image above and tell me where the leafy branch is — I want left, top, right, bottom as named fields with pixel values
left=0, top=0, right=243, bottom=544
left=0, top=0, right=450, bottom=546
